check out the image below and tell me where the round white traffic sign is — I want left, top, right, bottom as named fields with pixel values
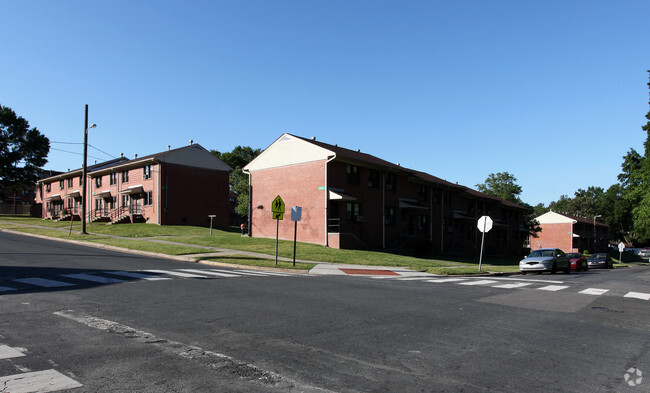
left=477, top=216, right=493, bottom=233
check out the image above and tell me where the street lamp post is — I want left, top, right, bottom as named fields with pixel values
left=593, top=214, right=602, bottom=253
left=81, top=104, right=96, bottom=235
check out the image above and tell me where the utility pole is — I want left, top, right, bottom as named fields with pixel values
left=81, top=105, right=89, bottom=234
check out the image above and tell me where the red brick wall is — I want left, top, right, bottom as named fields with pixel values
left=533, top=223, right=573, bottom=252
left=161, top=163, right=230, bottom=227
left=250, top=160, right=327, bottom=245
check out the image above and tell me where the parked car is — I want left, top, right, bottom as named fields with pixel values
left=639, top=248, right=650, bottom=259
left=566, top=252, right=588, bottom=271
left=587, top=253, right=613, bottom=269
left=520, top=248, right=571, bottom=274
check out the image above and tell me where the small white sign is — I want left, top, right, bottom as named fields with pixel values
left=618, top=242, right=625, bottom=252
left=291, top=206, right=302, bottom=221
left=477, top=216, right=493, bottom=233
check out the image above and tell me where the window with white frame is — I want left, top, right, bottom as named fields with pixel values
left=121, top=170, right=129, bottom=183
left=143, top=191, right=153, bottom=206
left=109, top=172, right=118, bottom=185
left=143, top=165, right=152, bottom=180
left=94, top=177, right=102, bottom=188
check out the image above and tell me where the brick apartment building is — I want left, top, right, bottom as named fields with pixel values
left=244, top=133, right=529, bottom=256
left=35, top=143, right=232, bottom=227
left=532, top=211, right=609, bottom=253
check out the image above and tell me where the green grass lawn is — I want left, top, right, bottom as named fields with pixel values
left=0, top=216, right=521, bottom=274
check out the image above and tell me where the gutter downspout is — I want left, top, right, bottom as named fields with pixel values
left=324, top=155, right=336, bottom=247
left=243, top=168, right=251, bottom=236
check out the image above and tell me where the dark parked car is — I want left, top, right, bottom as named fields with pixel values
left=566, top=253, right=588, bottom=271
left=520, top=248, right=571, bottom=274
left=587, top=253, right=613, bottom=269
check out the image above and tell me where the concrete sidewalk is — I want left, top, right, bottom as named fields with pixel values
left=0, top=222, right=432, bottom=277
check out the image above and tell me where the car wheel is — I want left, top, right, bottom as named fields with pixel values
left=521, top=271, right=527, bottom=275
left=608, top=262, right=613, bottom=269
left=551, top=263, right=557, bottom=274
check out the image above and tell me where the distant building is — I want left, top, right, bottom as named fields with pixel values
left=35, top=144, right=232, bottom=227
left=532, top=211, right=609, bottom=253
left=244, top=133, right=529, bottom=256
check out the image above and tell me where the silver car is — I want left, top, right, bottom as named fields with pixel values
left=520, top=248, right=571, bottom=274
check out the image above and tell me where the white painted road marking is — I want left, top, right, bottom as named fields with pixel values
left=537, top=285, right=570, bottom=292
left=179, top=269, right=240, bottom=278
left=238, top=269, right=289, bottom=276
left=60, top=273, right=125, bottom=284
left=105, top=271, right=170, bottom=281
left=425, top=278, right=469, bottom=283
left=0, top=369, right=82, bottom=392
left=459, top=280, right=499, bottom=286
left=209, top=269, right=266, bottom=276
left=492, top=282, right=533, bottom=289
left=142, top=269, right=208, bottom=278
left=12, top=278, right=75, bottom=288
left=0, top=345, right=25, bottom=359
left=624, top=292, right=650, bottom=301
left=579, top=288, right=610, bottom=296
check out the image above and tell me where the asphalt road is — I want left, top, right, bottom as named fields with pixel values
left=1, top=230, right=649, bottom=392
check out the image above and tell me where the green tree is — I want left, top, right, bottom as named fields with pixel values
left=211, top=146, right=262, bottom=218
left=475, top=171, right=523, bottom=204
left=0, top=105, right=50, bottom=197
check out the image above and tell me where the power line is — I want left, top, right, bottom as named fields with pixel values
left=88, top=144, right=119, bottom=159
left=50, top=147, right=105, bottom=162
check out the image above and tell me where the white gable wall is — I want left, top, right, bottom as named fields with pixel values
left=536, top=211, right=577, bottom=224
left=245, top=134, right=334, bottom=171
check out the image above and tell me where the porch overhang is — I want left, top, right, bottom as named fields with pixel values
left=119, top=185, right=144, bottom=195
left=398, top=199, right=428, bottom=210
left=45, top=194, right=62, bottom=201
left=66, top=190, right=81, bottom=198
left=329, top=190, right=356, bottom=201
left=94, top=190, right=112, bottom=198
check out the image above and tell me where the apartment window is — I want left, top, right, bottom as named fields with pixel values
left=94, top=177, right=102, bottom=188
left=367, top=169, right=379, bottom=188
left=79, top=175, right=83, bottom=186
left=143, top=165, right=153, bottom=180
left=121, top=170, right=129, bottom=183
left=109, top=196, right=117, bottom=209
left=346, top=202, right=362, bottom=221
left=346, top=165, right=360, bottom=185
left=121, top=195, right=129, bottom=207
left=143, top=191, right=153, bottom=206
left=67, top=198, right=73, bottom=209
left=45, top=183, right=51, bottom=192
left=385, top=206, right=395, bottom=225
left=418, top=185, right=427, bottom=200
left=109, top=173, right=118, bottom=185
left=59, top=180, right=64, bottom=190
left=386, top=173, right=396, bottom=191
left=67, top=178, right=74, bottom=187
left=95, top=198, right=103, bottom=211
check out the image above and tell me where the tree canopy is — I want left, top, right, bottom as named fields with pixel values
left=475, top=171, right=523, bottom=204
left=211, top=146, right=262, bottom=218
left=0, top=105, right=50, bottom=196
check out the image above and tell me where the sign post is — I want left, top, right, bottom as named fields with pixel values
left=477, top=216, right=493, bottom=272
left=208, top=214, right=216, bottom=235
left=271, top=195, right=285, bottom=265
left=291, top=206, right=302, bottom=267
left=618, top=242, right=625, bottom=264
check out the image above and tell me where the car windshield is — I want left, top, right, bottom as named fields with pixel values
left=529, top=250, right=554, bottom=258
left=591, top=254, right=606, bottom=259
left=566, top=253, right=581, bottom=258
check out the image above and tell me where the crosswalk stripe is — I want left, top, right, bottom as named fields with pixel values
left=459, top=280, right=499, bottom=286
left=209, top=268, right=264, bottom=276
left=12, top=277, right=76, bottom=288
left=0, top=345, right=25, bottom=360
left=60, top=273, right=125, bottom=284
left=0, top=369, right=82, bottom=392
left=537, top=285, right=570, bottom=292
left=179, top=269, right=240, bottom=278
left=395, top=277, right=435, bottom=281
left=141, top=269, right=208, bottom=278
left=105, top=271, right=170, bottom=281
left=624, top=292, right=650, bottom=300
left=0, top=286, right=17, bottom=292
left=579, top=288, right=609, bottom=296
left=238, top=269, right=289, bottom=276
left=425, top=278, right=468, bottom=283
left=492, top=282, right=533, bottom=289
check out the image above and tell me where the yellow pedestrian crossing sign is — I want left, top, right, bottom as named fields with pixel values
left=272, top=195, right=285, bottom=214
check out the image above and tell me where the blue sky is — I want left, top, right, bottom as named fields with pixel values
left=2, top=1, right=649, bottom=206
